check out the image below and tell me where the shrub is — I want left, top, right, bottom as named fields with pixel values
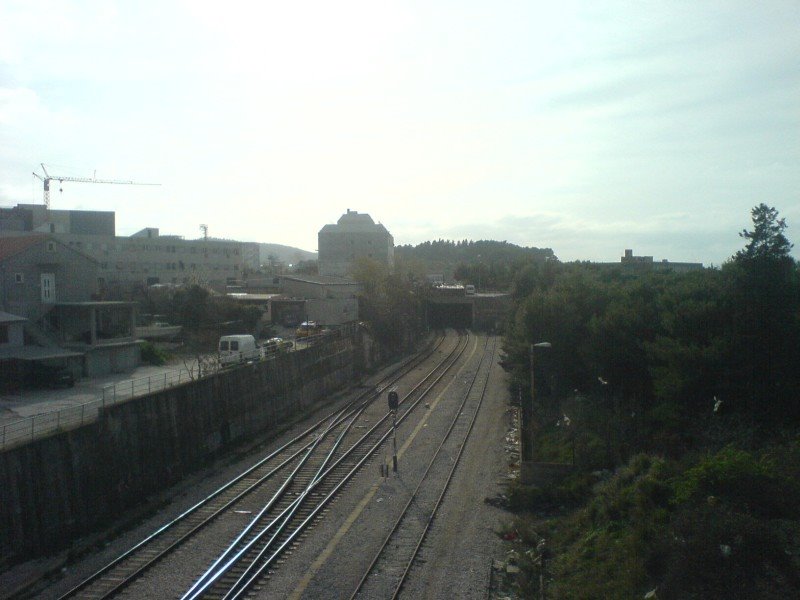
left=673, top=447, right=800, bottom=518
left=660, top=507, right=800, bottom=599
left=140, top=341, right=169, bottom=366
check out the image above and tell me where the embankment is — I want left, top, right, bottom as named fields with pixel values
left=0, top=337, right=356, bottom=559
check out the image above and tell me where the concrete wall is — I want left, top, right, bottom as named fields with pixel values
left=306, top=297, right=358, bottom=326
left=84, top=341, right=142, bottom=376
left=0, top=319, right=25, bottom=348
left=0, top=337, right=355, bottom=559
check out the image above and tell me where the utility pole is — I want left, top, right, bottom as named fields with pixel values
left=522, top=342, right=551, bottom=484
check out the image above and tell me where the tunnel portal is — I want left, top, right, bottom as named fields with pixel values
left=427, top=301, right=473, bottom=329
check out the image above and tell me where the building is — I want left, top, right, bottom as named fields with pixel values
left=0, top=235, right=99, bottom=323
left=281, top=274, right=360, bottom=326
left=618, top=249, right=703, bottom=273
left=0, top=204, right=251, bottom=294
left=0, top=311, right=25, bottom=349
left=318, top=209, right=394, bottom=277
left=0, top=235, right=141, bottom=378
left=0, top=203, right=114, bottom=235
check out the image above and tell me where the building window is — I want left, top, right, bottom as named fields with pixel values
left=47, top=241, right=56, bottom=252
left=0, top=324, right=9, bottom=344
left=14, top=273, right=23, bottom=283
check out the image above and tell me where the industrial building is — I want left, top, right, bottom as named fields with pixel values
left=318, top=210, right=394, bottom=277
left=0, top=204, right=260, bottom=294
left=0, top=235, right=141, bottom=382
left=617, top=248, right=703, bottom=272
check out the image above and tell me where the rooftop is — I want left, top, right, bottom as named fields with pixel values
left=0, top=311, right=27, bottom=324
left=283, top=274, right=360, bottom=286
left=319, top=209, right=390, bottom=234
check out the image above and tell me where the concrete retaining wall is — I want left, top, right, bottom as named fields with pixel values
left=0, top=338, right=354, bottom=559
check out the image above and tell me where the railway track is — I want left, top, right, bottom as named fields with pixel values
left=182, top=331, right=472, bottom=599
left=56, top=331, right=464, bottom=600
left=350, top=335, right=499, bottom=600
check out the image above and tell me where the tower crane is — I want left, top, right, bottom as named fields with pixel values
left=32, top=163, right=160, bottom=209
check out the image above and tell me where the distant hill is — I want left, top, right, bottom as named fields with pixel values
left=395, top=239, right=555, bottom=281
left=258, top=243, right=316, bottom=267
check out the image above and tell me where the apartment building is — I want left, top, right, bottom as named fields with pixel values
left=318, top=209, right=394, bottom=277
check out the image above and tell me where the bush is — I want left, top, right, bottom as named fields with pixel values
left=660, top=507, right=800, bottom=599
left=140, top=341, right=169, bottom=366
left=508, top=472, right=595, bottom=512
left=673, top=447, right=800, bottom=518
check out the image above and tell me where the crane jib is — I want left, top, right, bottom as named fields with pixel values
left=32, top=163, right=160, bottom=209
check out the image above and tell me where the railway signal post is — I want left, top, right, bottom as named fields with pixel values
left=388, top=390, right=399, bottom=473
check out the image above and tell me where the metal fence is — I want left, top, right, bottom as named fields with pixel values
left=1, top=327, right=357, bottom=452
left=2, top=399, right=104, bottom=452
left=1, top=364, right=204, bottom=452
left=100, top=366, right=199, bottom=403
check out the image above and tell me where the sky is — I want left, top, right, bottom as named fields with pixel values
left=1, top=0, right=798, bottom=265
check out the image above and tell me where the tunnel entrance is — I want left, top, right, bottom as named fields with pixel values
left=428, top=302, right=473, bottom=329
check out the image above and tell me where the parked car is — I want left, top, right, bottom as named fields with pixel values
left=295, top=321, right=322, bottom=339
left=28, top=363, right=75, bottom=388
left=264, top=337, right=293, bottom=354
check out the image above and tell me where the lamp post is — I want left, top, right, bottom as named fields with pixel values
left=522, top=341, right=551, bottom=484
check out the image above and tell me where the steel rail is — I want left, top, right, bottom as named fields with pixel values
left=350, top=335, right=499, bottom=600
left=183, top=394, right=367, bottom=600
left=57, top=333, right=446, bottom=600
left=188, top=332, right=472, bottom=600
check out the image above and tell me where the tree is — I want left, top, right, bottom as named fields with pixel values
left=735, top=203, right=793, bottom=262
left=724, top=204, right=800, bottom=416
left=293, top=259, right=318, bottom=275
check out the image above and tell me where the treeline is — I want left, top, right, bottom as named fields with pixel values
left=502, top=204, right=800, bottom=598
left=136, top=284, right=266, bottom=348
left=351, top=257, right=429, bottom=352
left=504, top=204, right=800, bottom=433
left=395, top=239, right=555, bottom=289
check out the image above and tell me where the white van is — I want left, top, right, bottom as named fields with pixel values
left=218, top=334, right=261, bottom=366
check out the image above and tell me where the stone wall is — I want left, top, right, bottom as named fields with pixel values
left=0, top=337, right=354, bottom=559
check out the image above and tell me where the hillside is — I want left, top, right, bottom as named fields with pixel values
left=395, top=239, right=555, bottom=286
left=258, top=243, right=316, bottom=267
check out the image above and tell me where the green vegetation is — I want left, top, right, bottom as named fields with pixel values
left=140, top=341, right=169, bottom=365
left=135, top=284, right=271, bottom=352
left=395, top=239, right=554, bottom=290
left=501, top=205, right=800, bottom=598
left=351, top=257, right=428, bottom=352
